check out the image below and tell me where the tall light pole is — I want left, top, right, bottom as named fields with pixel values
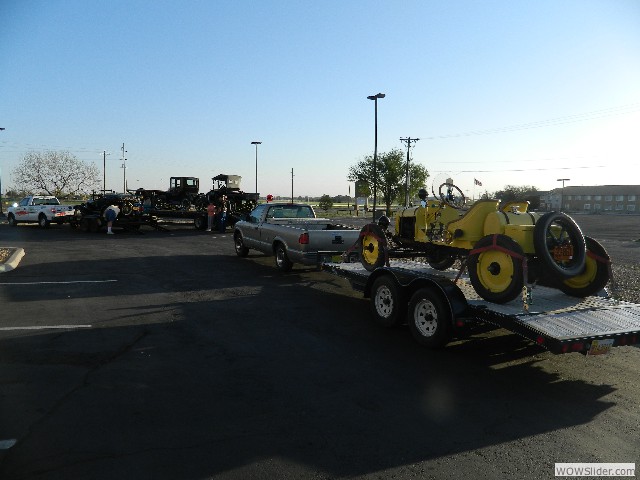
left=251, top=141, right=262, bottom=194
left=102, top=151, right=110, bottom=193
left=367, top=93, right=385, bottom=221
left=0, top=128, right=4, bottom=215
left=557, top=178, right=570, bottom=211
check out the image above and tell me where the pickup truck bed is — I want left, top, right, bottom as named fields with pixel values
left=234, top=203, right=362, bottom=271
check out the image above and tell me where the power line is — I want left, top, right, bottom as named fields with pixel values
left=422, top=102, right=640, bottom=140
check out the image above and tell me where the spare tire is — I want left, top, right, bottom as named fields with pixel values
left=533, top=212, right=586, bottom=279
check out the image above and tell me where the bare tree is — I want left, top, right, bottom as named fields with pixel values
left=12, top=150, right=100, bottom=197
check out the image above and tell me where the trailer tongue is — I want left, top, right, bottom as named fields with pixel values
left=321, top=259, right=640, bottom=355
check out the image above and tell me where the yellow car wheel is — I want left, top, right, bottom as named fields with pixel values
left=359, top=224, right=387, bottom=272
left=468, top=234, right=525, bottom=304
left=559, top=236, right=610, bottom=297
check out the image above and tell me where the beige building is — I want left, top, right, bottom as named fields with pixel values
left=539, top=185, right=640, bottom=213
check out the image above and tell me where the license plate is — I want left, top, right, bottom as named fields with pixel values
left=588, top=339, right=614, bottom=356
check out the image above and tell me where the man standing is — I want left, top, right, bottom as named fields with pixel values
left=206, top=201, right=217, bottom=232
left=217, top=195, right=228, bottom=233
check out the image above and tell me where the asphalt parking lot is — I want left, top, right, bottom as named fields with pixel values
left=0, top=219, right=639, bottom=479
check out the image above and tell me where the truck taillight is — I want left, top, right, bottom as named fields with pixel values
left=298, top=232, right=309, bottom=244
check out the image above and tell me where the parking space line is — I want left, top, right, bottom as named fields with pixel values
left=0, top=280, right=117, bottom=285
left=0, top=325, right=92, bottom=331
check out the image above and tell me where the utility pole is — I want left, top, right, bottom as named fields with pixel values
left=121, top=143, right=127, bottom=193
left=102, top=151, right=110, bottom=193
left=400, top=137, right=420, bottom=207
left=291, top=168, right=294, bottom=204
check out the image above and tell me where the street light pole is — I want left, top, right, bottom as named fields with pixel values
left=251, top=141, right=262, bottom=195
left=367, top=93, right=385, bottom=221
left=0, top=128, right=4, bottom=215
left=557, top=178, right=570, bottom=211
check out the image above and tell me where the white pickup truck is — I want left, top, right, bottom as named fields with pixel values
left=233, top=203, right=361, bottom=271
left=7, top=195, right=75, bottom=228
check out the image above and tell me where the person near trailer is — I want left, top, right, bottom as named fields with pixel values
left=206, top=201, right=217, bottom=232
left=104, top=205, right=119, bottom=235
left=217, top=195, right=228, bottom=233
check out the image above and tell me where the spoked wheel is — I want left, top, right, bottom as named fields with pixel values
left=359, top=224, right=387, bottom=272
left=193, top=216, right=207, bottom=230
left=407, top=287, right=452, bottom=348
left=369, top=275, right=406, bottom=328
left=533, top=212, right=586, bottom=279
left=467, top=234, right=525, bottom=304
left=438, top=182, right=466, bottom=209
left=121, top=202, right=133, bottom=215
left=558, top=236, right=610, bottom=297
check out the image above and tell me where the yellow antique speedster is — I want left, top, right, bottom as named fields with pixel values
left=359, top=183, right=610, bottom=304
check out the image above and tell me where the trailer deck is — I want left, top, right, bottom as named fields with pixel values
left=321, top=259, right=640, bottom=354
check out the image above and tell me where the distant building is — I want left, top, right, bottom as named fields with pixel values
left=539, top=185, right=640, bottom=213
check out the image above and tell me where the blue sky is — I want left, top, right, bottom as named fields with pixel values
left=1, top=0, right=639, bottom=198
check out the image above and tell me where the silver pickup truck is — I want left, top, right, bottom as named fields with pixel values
left=233, top=203, right=361, bottom=271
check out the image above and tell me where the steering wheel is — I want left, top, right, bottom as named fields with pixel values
left=438, top=182, right=466, bottom=209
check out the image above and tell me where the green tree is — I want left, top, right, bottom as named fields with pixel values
left=12, top=150, right=100, bottom=197
left=347, top=149, right=429, bottom=215
left=492, top=185, right=540, bottom=208
left=318, top=194, right=333, bottom=211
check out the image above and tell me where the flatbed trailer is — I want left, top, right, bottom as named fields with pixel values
left=144, top=208, right=209, bottom=230
left=320, top=258, right=640, bottom=355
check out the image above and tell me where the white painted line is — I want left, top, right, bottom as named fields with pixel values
left=0, top=439, right=17, bottom=450
left=0, top=325, right=92, bottom=331
left=0, top=280, right=117, bottom=285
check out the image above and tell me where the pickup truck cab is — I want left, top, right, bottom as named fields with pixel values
left=7, top=195, right=75, bottom=228
left=233, top=203, right=360, bottom=271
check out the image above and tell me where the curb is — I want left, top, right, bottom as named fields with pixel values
left=0, top=248, right=25, bottom=273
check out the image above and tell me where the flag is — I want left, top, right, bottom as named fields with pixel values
left=474, top=178, right=482, bottom=186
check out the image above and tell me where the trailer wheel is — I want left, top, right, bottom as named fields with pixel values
left=533, top=212, right=586, bottom=279
left=407, top=287, right=452, bottom=348
left=360, top=224, right=387, bottom=272
left=558, top=236, right=610, bottom=298
left=468, top=234, right=525, bottom=304
left=234, top=233, right=249, bottom=257
left=38, top=214, right=50, bottom=229
left=274, top=243, right=293, bottom=272
left=369, top=275, right=406, bottom=328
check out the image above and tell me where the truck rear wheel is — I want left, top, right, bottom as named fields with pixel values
left=274, top=243, right=293, bottom=272
left=407, top=287, right=452, bottom=348
left=369, top=275, right=406, bottom=328
left=38, top=214, right=50, bottom=229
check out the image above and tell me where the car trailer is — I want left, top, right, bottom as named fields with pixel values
left=320, top=258, right=640, bottom=355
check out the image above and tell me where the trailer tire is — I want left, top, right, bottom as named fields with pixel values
left=407, top=287, right=452, bottom=348
left=274, top=243, right=293, bottom=272
left=369, top=275, right=406, bottom=328
left=468, top=234, right=525, bottom=304
left=360, top=224, right=387, bottom=272
left=533, top=212, right=586, bottom=279
left=558, top=236, right=610, bottom=298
